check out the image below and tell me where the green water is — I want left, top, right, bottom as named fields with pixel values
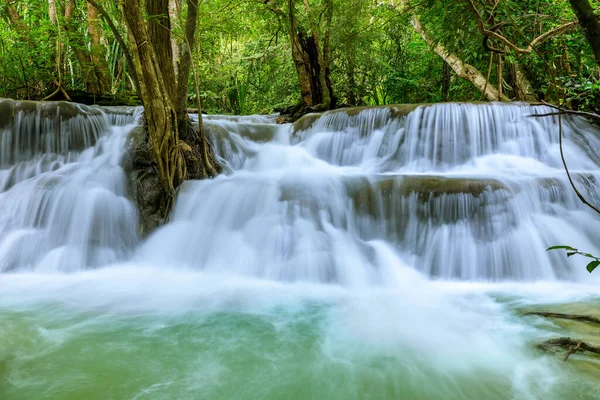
left=0, top=269, right=599, bottom=400
left=1, top=274, right=599, bottom=400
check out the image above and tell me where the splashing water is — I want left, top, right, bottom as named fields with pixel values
left=0, top=100, right=599, bottom=399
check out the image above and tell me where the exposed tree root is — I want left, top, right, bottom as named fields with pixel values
left=537, top=337, right=600, bottom=361
left=42, top=81, right=72, bottom=102
left=526, top=312, right=600, bottom=325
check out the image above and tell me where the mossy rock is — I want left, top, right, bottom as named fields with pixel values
left=292, top=103, right=431, bottom=134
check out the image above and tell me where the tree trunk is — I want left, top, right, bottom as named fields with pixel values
left=169, top=0, right=181, bottom=73
left=64, top=0, right=98, bottom=92
left=497, top=53, right=503, bottom=100
left=287, top=0, right=334, bottom=110
left=122, top=0, right=182, bottom=194
left=3, top=1, right=31, bottom=43
left=175, top=0, right=197, bottom=126
left=507, top=62, right=534, bottom=101
left=146, top=0, right=177, bottom=103
left=442, top=60, right=451, bottom=102
left=121, top=0, right=219, bottom=203
left=568, top=0, right=600, bottom=66
left=345, top=42, right=357, bottom=105
left=288, top=0, right=314, bottom=107
left=404, top=3, right=506, bottom=101
left=48, top=0, right=57, bottom=24
left=87, top=2, right=111, bottom=93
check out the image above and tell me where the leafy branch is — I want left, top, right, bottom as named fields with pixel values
left=547, top=246, right=600, bottom=273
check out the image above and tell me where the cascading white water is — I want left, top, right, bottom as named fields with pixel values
left=139, top=103, right=600, bottom=282
left=0, top=99, right=140, bottom=272
left=1, top=100, right=600, bottom=400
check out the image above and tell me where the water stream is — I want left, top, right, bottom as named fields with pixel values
left=0, top=100, right=599, bottom=399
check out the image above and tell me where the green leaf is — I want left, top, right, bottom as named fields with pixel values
left=547, top=246, right=576, bottom=251
left=586, top=260, right=600, bottom=273
left=567, top=252, right=577, bottom=257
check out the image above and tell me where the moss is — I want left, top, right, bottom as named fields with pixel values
left=0, top=99, right=15, bottom=130
left=395, top=175, right=511, bottom=197
left=344, top=174, right=513, bottom=220
left=292, top=113, right=322, bottom=133
left=292, top=103, right=433, bottom=134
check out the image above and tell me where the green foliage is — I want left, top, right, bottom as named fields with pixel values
left=1, top=0, right=599, bottom=114
left=547, top=246, right=600, bottom=273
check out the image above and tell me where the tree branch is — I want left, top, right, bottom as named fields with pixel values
left=86, top=0, right=141, bottom=95
left=463, top=0, right=579, bottom=54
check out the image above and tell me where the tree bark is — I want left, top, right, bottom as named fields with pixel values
left=288, top=0, right=314, bottom=107
left=63, top=0, right=99, bottom=92
left=48, top=0, right=57, bottom=25
left=169, top=0, right=181, bottom=73
left=85, top=0, right=140, bottom=95
left=122, top=0, right=182, bottom=194
left=87, top=2, right=111, bottom=93
left=442, top=60, right=451, bottom=102
left=285, top=0, right=334, bottom=110
left=508, top=62, right=534, bottom=101
left=3, top=1, right=31, bottom=42
left=146, top=0, right=177, bottom=103
left=406, top=7, right=506, bottom=101
left=568, top=0, right=600, bottom=66
left=175, top=0, right=198, bottom=125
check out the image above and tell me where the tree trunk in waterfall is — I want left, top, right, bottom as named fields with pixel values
left=122, top=0, right=182, bottom=194
left=568, top=0, right=600, bottom=66
left=146, top=0, right=177, bottom=103
left=87, top=2, right=111, bottom=93
left=121, top=0, right=219, bottom=204
left=173, top=0, right=219, bottom=178
left=407, top=9, right=506, bottom=101
left=442, top=61, right=451, bottom=102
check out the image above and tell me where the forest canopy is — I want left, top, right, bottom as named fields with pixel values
left=0, top=0, right=599, bottom=114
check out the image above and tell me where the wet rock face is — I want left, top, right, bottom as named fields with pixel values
left=121, top=125, right=167, bottom=237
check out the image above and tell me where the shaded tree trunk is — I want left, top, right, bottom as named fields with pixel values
left=87, top=2, right=111, bottom=93
left=64, top=0, right=99, bottom=93
left=48, top=0, right=57, bottom=24
left=146, top=0, right=177, bottom=103
left=122, top=0, right=182, bottom=195
left=507, top=62, right=534, bottom=101
left=442, top=60, right=451, bottom=102
left=169, top=0, right=181, bottom=73
left=121, top=0, right=219, bottom=201
left=287, top=0, right=334, bottom=110
left=568, top=0, right=600, bottom=66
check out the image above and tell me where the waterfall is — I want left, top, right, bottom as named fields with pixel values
left=1, top=100, right=599, bottom=280
left=0, top=99, right=140, bottom=272
left=138, top=103, right=600, bottom=282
